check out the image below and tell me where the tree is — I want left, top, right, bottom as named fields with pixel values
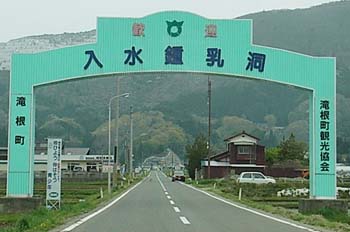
left=265, top=147, right=281, bottom=167
left=279, top=133, right=308, bottom=163
left=91, top=111, right=187, bottom=159
left=283, top=120, right=308, bottom=143
left=216, top=116, right=263, bottom=140
left=37, top=114, right=87, bottom=146
left=186, top=134, right=208, bottom=179
left=262, top=129, right=279, bottom=147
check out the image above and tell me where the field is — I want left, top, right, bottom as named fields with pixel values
left=0, top=174, right=144, bottom=232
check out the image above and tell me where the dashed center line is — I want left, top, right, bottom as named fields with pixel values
left=156, top=172, right=167, bottom=192
left=180, top=216, right=191, bottom=225
left=156, top=172, right=191, bottom=226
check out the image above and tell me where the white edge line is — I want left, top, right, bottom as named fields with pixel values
left=61, top=178, right=145, bottom=232
left=179, top=216, right=191, bottom=225
left=179, top=182, right=320, bottom=232
left=173, top=207, right=181, bottom=213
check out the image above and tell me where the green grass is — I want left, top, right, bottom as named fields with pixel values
left=0, top=176, right=144, bottom=232
left=188, top=179, right=350, bottom=232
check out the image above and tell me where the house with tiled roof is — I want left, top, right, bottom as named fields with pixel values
left=201, top=131, right=266, bottom=178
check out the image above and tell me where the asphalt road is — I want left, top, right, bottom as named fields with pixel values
left=62, top=171, right=322, bottom=232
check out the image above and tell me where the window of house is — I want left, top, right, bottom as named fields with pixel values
left=238, top=146, right=251, bottom=154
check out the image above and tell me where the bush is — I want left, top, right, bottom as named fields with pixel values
left=316, top=207, right=350, bottom=224
left=15, top=218, right=29, bottom=232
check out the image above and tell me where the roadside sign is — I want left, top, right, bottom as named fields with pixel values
left=46, top=138, right=62, bottom=209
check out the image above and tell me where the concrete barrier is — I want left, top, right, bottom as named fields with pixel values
left=0, top=197, right=43, bottom=213
left=299, top=199, right=348, bottom=214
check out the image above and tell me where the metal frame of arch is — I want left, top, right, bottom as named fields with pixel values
left=7, top=11, right=336, bottom=199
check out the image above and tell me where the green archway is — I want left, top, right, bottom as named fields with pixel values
left=8, top=11, right=336, bottom=199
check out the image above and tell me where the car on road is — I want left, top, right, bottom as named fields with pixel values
left=236, top=172, right=276, bottom=184
left=172, top=170, right=185, bottom=182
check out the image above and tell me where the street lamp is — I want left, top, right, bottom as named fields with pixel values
left=108, top=92, right=129, bottom=194
left=129, top=105, right=133, bottom=176
left=207, top=76, right=211, bottom=179
left=115, top=76, right=126, bottom=170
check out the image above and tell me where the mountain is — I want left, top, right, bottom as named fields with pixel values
left=0, top=31, right=96, bottom=70
left=1, top=1, right=350, bottom=158
left=241, top=1, right=350, bottom=69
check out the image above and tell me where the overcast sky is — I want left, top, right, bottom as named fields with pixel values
left=0, top=0, right=339, bottom=43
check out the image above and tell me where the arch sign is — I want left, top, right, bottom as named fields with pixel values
left=8, top=12, right=335, bottom=199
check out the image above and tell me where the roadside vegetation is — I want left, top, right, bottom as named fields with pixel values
left=0, top=175, right=145, bottom=232
left=187, top=178, right=350, bottom=232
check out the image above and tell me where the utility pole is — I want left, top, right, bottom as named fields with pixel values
left=108, top=102, right=112, bottom=194
left=172, top=151, right=174, bottom=175
left=108, top=93, right=129, bottom=194
left=115, top=76, right=120, bottom=167
left=139, top=133, right=147, bottom=168
left=124, top=139, right=128, bottom=173
left=208, top=76, right=211, bottom=179
left=140, top=140, right=143, bottom=168
left=129, top=105, right=133, bottom=176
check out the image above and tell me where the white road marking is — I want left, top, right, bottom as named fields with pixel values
left=156, top=172, right=167, bottom=192
left=179, top=216, right=191, bottom=225
left=61, top=178, right=146, bottom=232
left=157, top=172, right=189, bottom=224
left=161, top=172, right=167, bottom=177
left=180, top=182, right=320, bottom=232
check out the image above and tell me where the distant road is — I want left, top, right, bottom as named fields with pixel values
left=61, top=171, right=322, bottom=232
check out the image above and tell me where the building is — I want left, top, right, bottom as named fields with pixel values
left=0, top=147, right=7, bottom=161
left=0, top=145, right=112, bottom=172
left=202, top=131, right=266, bottom=178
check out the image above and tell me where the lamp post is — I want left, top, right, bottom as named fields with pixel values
left=108, top=92, right=129, bottom=194
left=129, top=105, right=133, bottom=176
left=207, top=77, right=211, bottom=179
left=115, top=76, right=125, bottom=169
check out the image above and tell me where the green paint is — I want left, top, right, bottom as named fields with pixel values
left=8, top=11, right=336, bottom=198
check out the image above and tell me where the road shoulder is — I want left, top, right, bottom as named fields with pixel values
left=50, top=176, right=147, bottom=232
left=180, top=181, right=337, bottom=232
